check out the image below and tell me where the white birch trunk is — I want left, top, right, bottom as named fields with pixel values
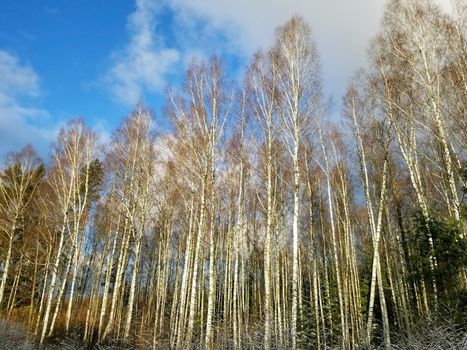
left=0, top=229, right=14, bottom=308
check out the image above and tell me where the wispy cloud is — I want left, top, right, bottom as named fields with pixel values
left=103, top=0, right=454, bottom=108
left=104, top=0, right=180, bottom=105
left=169, top=0, right=453, bottom=109
left=0, top=51, right=57, bottom=162
left=0, top=51, right=39, bottom=100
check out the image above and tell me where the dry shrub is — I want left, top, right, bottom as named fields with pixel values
left=0, top=319, right=35, bottom=350
left=390, top=318, right=467, bottom=350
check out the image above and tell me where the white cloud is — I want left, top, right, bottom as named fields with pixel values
left=0, top=51, right=56, bottom=163
left=104, top=0, right=180, bottom=105
left=169, top=0, right=383, bottom=94
left=103, top=0, right=453, bottom=108
left=0, top=51, right=39, bottom=101
left=169, top=0, right=453, bottom=110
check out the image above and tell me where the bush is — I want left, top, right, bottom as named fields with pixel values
left=390, top=318, right=467, bottom=350
left=0, top=320, right=35, bottom=350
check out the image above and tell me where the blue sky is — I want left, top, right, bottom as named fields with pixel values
left=0, top=0, right=452, bottom=162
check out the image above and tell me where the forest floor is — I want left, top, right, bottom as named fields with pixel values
left=0, top=319, right=466, bottom=350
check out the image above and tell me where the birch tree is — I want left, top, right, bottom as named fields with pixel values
left=102, top=105, right=157, bottom=340
left=39, top=120, right=97, bottom=344
left=272, top=16, right=322, bottom=349
left=167, top=57, right=230, bottom=349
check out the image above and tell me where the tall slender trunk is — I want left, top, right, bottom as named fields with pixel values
left=64, top=222, right=85, bottom=332
left=185, top=176, right=207, bottom=347
left=366, top=159, right=391, bottom=349
left=7, top=261, right=22, bottom=315
left=175, top=201, right=194, bottom=348
left=124, top=228, right=144, bottom=339
left=205, top=200, right=216, bottom=349
left=40, top=216, right=68, bottom=344
left=29, top=245, right=40, bottom=327
left=48, top=248, right=73, bottom=336
left=264, top=134, right=273, bottom=350
left=0, top=228, right=14, bottom=308
left=64, top=242, right=79, bottom=332
left=320, top=133, right=347, bottom=348
left=103, top=217, right=131, bottom=338
left=291, top=147, right=300, bottom=350
left=98, top=232, right=118, bottom=340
